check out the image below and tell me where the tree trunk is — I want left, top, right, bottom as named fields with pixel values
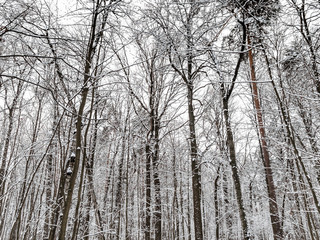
left=58, top=0, right=103, bottom=238
left=145, top=144, right=151, bottom=240
left=187, top=84, right=203, bottom=240
left=222, top=98, right=249, bottom=239
left=115, top=123, right=128, bottom=239
left=247, top=34, right=283, bottom=239
left=173, top=151, right=180, bottom=240
left=214, top=166, right=220, bottom=240
left=44, top=92, right=58, bottom=239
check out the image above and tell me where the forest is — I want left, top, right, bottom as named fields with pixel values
left=0, top=0, right=320, bottom=239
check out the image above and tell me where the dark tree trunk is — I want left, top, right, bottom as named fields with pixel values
left=214, top=166, right=220, bottom=240
left=222, top=99, right=249, bottom=240
left=187, top=84, right=203, bottom=240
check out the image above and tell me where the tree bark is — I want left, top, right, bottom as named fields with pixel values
left=247, top=34, right=283, bottom=239
left=145, top=144, right=151, bottom=240
left=187, top=84, right=203, bottom=240
left=58, top=0, right=111, bottom=238
left=222, top=98, right=249, bottom=239
left=214, top=166, right=220, bottom=240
